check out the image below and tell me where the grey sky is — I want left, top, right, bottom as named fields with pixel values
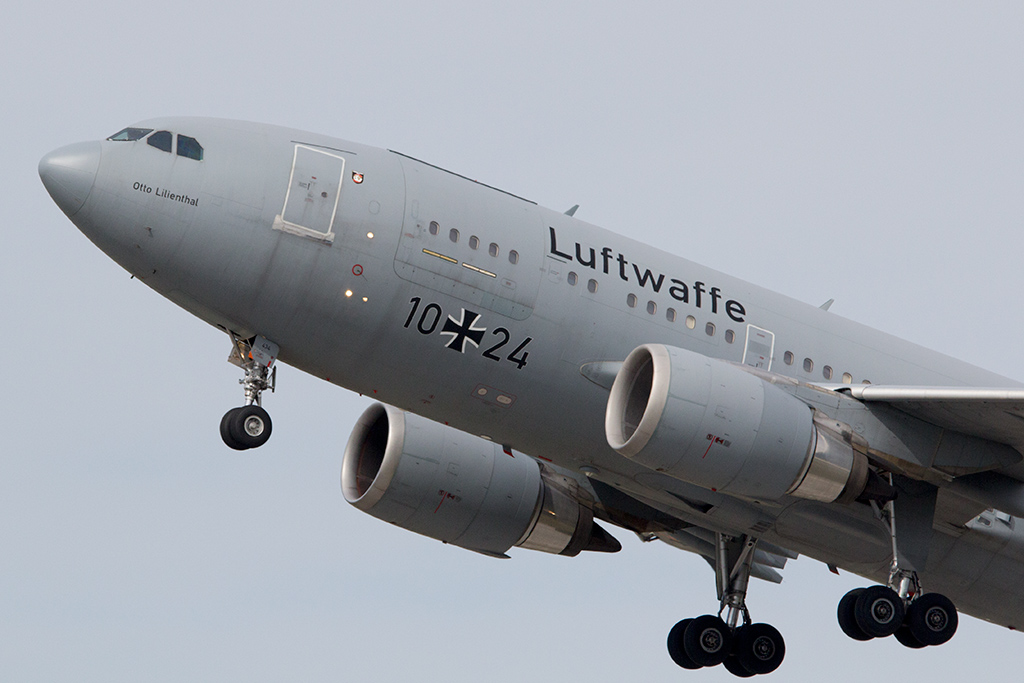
left=5, top=2, right=1024, bottom=681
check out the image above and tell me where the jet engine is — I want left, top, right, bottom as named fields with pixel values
left=342, top=403, right=620, bottom=557
left=605, top=344, right=868, bottom=503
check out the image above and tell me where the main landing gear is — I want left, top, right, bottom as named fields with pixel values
left=220, top=333, right=278, bottom=451
left=667, top=534, right=785, bottom=677
left=837, top=487, right=958, bottom=649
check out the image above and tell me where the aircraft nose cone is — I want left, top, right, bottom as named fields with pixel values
left=39, top=141, right=101, bottom=217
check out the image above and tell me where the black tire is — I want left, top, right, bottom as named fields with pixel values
left=894, top=624, right=927, bottom=649
left=230, top=404, right=273, bottom=449
left=906, top=593, right=958, bottom=646
left=667, top=619, right=702, bottom=669
left=734, top=622, right=785, bottom=675
left=837, top=588, right=873, bottom=641
left=854, top=585, right=905, bottom=638
left=683, top=614, right=733, bottom=668
left=723, top=654, right=756, bottom=678
left=220, top=407, right=247, bottom=450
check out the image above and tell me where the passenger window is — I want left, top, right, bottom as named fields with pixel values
left=567, top=271, right=578, bottom=286
left=488, top=243, right=499, bottom=257
left=626, top=294, right=637, bottom=308
left=587, top=279, right=598, bottom=293
left=725, top=329, right=735, bottom=344
left=108, top=127, right=153, bottom=141
left=666, top=308, right=676, bottom=322
left=803, top=358, right=814, bottom=373
left=176, top=135, right=203, bottom=160
left=429, top=221, right=440, bottom=236
left=706, top=322, right=716, bottom=336
left=147, top=130, right=173, bottom=153
left=784, top=351, right=794, bottom=366
left=685, top=315, right=696, bottom=329
left=842, top=372, right=853, bottom=384
left=646, top=301, right=657, bottom=315
left=449, top=228, right=459, bottom=243
left=509, top=250, right=519, bottom=264
left=469, top=235, right=480, bottom=250
left=823, top=365, right=833, bottom=380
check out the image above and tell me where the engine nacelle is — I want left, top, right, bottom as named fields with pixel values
left=605, top=344, right=868, bottom=503
left=342, top=403, right=620, bottom=557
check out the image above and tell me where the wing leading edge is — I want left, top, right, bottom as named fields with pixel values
left=838, top=385, right=1024, bottom=456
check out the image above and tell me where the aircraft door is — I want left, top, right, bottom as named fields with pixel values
left=742, top=325, right=775, bottom=371
left=272, top=144, right=345, bottom=243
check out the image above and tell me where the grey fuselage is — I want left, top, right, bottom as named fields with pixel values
left=41, top=117, right=1024, bottom=632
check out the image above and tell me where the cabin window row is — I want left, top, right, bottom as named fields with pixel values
left=427, top=220, right=519, bottom=264
left=566, top=274, right=739, bottom=343
left=568, top=271, right=869, bottom=383
left=781, top=350, right=867, bottom=384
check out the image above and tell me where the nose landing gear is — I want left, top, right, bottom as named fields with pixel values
left=221, top=333, right=278, bottom=451
left=666, top=534, right=786, bottom=677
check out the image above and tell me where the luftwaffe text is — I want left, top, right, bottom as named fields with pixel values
left=548, top=227, right=746, bottom=322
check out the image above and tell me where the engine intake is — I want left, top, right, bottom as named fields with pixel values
left=605, top=344, right=868, bottom=503
left=342, top=403, right=620, bottom=557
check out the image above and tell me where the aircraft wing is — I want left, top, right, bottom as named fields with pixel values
left=836, top=385, right=1024, bottom=461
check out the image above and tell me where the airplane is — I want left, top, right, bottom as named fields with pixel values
left=38, top=117, right=1024, bottom=677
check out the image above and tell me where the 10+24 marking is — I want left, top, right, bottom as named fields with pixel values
left=403, top=297, right=532, bottom=370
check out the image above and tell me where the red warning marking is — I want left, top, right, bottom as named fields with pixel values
left=703, top=434, right=725, bottom=459
left=352, top=264, right=363, bottom=276
left=434, top=490, right=455, bottom=513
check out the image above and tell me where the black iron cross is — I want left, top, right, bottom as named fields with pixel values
left=441, top=308, right=486, bottom=353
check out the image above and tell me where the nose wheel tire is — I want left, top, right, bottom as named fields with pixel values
left=220, top=405, right=273, bottom=450
left=220, top=407, right=246, bottom=450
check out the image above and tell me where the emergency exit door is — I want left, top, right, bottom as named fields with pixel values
left=742, top=325, right=775, bottom=370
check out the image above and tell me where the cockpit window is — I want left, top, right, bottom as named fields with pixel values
left=147, top=130, right=173, bottom=153
left=176, top=135, right=203, bottom=161
left=107, top=127, right=153, bottom=142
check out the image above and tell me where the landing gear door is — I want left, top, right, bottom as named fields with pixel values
left=272, top=145, right=345, bottom=243
left=742, top=325, right=775, bottom=371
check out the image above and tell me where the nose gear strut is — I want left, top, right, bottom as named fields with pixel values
left=220, top=333, right=278, bottom=450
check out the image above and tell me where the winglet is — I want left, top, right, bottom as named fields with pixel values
left=820, top=298, right=835, bottom=311
left=564, top=204, right=579, bottom=217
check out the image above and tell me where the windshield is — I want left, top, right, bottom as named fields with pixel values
left=107, top=127, right=153, bottom=142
